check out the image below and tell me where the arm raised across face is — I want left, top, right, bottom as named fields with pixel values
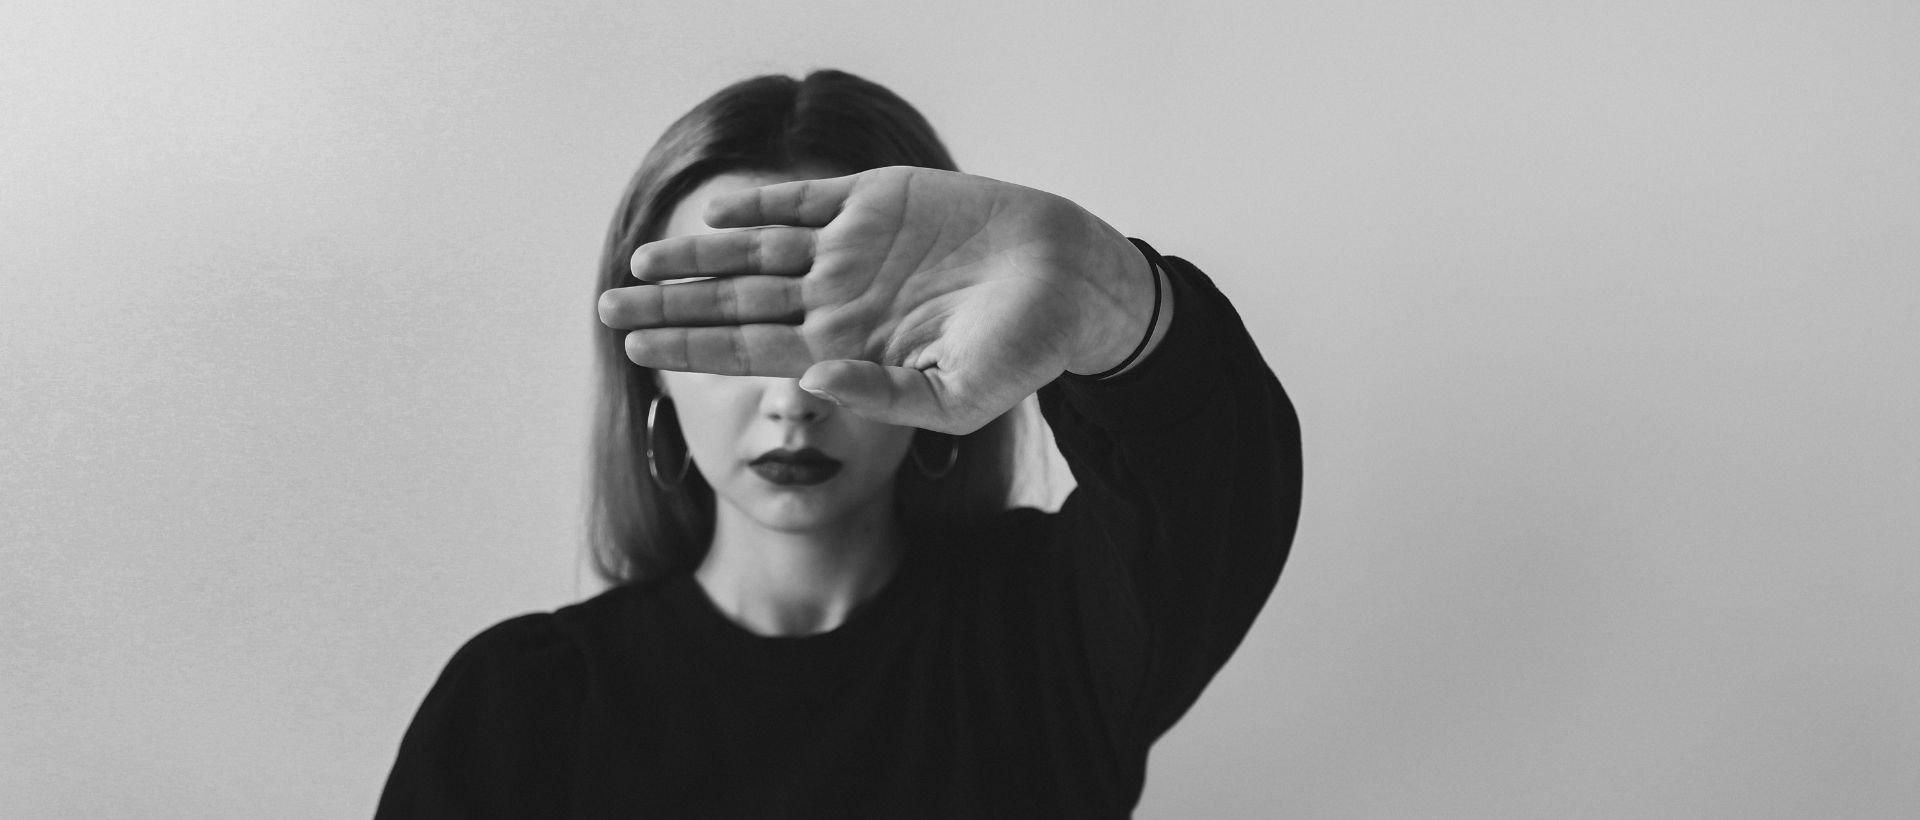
left=596, top=166, right=1170, bottom=436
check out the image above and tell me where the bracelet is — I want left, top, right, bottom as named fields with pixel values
left=1086, top=237, right=1166, bottom=381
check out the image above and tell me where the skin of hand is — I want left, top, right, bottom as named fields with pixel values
left=597, top=166, right=1160, bottom=435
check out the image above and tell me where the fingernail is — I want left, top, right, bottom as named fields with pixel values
left=802, top=386, right=843, bottom=406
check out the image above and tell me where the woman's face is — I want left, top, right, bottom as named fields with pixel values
left=654, top=169, right=916, bottom=534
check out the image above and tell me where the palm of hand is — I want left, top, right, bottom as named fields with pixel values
left=601, top=167, right=1124, bottom=434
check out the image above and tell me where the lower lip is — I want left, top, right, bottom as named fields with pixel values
left=749, top=461, right=842, bottom=486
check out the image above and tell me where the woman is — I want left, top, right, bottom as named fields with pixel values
left=377, top=69, right=1302, bottom=818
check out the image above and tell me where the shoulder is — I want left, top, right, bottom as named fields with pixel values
left=950, top=506, right=1051, bottom=558
left=985, top=505, right=1051, bottom=537
left=421, top=613, right=583, bottom=718
left=379, top=600, right=628, bottom=817
left=434, top=582, right=652, bottom=691
left=396, top=592, right=654, bottom=746
left=450, top=582, right=654, bottom=667
left=454, top=611, right=568, bottom=659
left=937, top=506, right=1071, bottom=587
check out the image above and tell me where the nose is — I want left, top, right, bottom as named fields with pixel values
left=760, top=378, right=832, bottom=425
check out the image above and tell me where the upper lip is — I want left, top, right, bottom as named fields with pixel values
left=750, top=447, right=841, bottom=467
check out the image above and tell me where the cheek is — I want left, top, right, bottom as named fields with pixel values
left=675, top=411, right=733, bottom=473
left=845, top=423, right=916, bottom=481
left=665, top=393, right=755, bottom=474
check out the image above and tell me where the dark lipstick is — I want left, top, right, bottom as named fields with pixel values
left=748, top=447, right=843, bottom=486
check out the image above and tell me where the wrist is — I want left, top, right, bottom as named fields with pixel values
left=1066, top=234, right=1171, bottom=378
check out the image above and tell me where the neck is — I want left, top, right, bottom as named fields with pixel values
left=694, top=497, right=905, bottom=637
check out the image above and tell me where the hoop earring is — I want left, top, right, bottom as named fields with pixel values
left=646, top=395, right=692, bottom=489
left=911, top=432, right=959, bottom=480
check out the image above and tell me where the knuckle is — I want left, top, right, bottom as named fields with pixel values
left=717, top=279, right=739, bottom=323
left=732, top=328, right=752, bottom=375
left=775, top=228, right=807, bottom=270
left=782, top=278, right=807, bottom=319
left=745, top=233, right=763, bottom=271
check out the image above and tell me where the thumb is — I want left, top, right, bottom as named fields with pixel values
left=798, top=359, right=952, bottom=431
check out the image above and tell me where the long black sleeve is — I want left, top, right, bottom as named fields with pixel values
left=1035, top=246, right=1304, bottom=756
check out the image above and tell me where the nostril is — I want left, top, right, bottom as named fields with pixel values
left=762, top=379, right=833, bottom=423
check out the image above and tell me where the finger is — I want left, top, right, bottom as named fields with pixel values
left=624, top=325, right=812, bottom=377
left=631, top=226, right=815, bottom=282
left=705, top=175, right=857, bottom=229
left=598, top=277, right=804, bottom=329
left=798, top=360, right=984, bottom=434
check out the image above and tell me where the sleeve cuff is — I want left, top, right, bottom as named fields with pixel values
left=1046, top=245, right=1227, bottom=433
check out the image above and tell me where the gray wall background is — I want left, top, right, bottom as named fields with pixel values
left=4, top=1, right=1916, bottom=817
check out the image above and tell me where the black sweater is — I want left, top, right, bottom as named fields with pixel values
left=375, top=252, right=1304, bottom=818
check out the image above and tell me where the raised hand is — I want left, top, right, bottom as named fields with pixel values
left=596, top=166, right=1160, bottom=435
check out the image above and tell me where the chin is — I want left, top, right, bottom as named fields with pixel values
left=732, top=489, right=853, bottom=533
left=723, top=478, right=890, bottom=535
left=758, top=507, right=873, bottom=536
